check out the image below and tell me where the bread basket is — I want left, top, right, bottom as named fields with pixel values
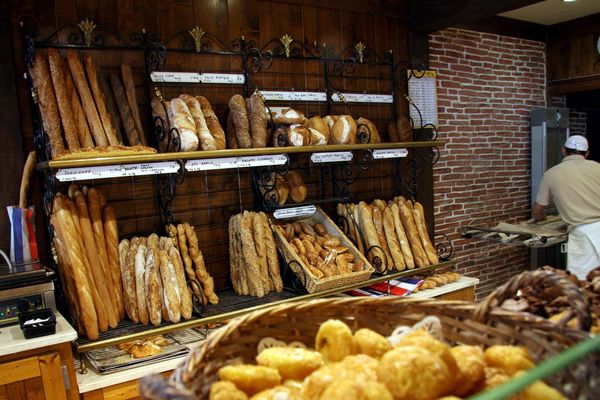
left=270, top=206, right=374, bottom=293
left=139, top=272, right=597, bottom=399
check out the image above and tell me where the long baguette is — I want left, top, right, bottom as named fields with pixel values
left=228, top=215, right=241, bottom=295
left=396, top=198, right=429, bottom=268
left=371, top=206, right=394, bottom=272
left=239, top=212, right=264, bottom=297
left=66, top=50, right=108, bottom=146
left=383, top=206, right=406, bottom=271
left=197, top=96, right=226, bottom=150
left=83, top=54, right=120, bottom=145
left=135, top=244, right=150, bottom=324
left=47, top=49, right=79, bottom=150
left=98, top=72, right=124, bottom=144
left=159, top=249, right=181, bottom=323
left=145, top=246, right=162, bottom=326
left=357, top=202, right=387, bottom=272
left=71, top=191, right=112, bottom=330
left=60, top=55, right=94, bottom=147
left=53, top=236, right=83, bottom=334
left=124, top=243, right=140, bottom=323
left=251, top=213, right=272, bottom=292
left=121, top=65, right=147, bottom=145
left=52, top=196, right=98, bottom=339
left=351, top=203, right=365, bottom=254
left=102, top=206, right=125, bottom=320
left=29, top=53, right=65, bottom=158
left=412, top=202, right=439, bottom=264
left=118, top=239, right=136, bottom=321
left=169, top=247, right=193, bottom=319
left=259, top=212, right=283, bottom=292
left=228, top=95, right=251, bottom=148
left=390, top=202, right=415, bottom=269
left=109, top=73, right=140, bottom=145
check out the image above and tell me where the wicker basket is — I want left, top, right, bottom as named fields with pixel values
left=139, top=278, right=597, bottom=399
left=270, top=206, right=374, bottom=293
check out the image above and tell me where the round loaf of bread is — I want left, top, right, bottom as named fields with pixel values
left=309, top=116, right=331, bottom=142
left=273, top=107, right=306, bottom=125
left=331, top=115, right=357, bottom=144
left=287, top=124, right=311, bottom=146
left=308, top=128, right=327, bottom=145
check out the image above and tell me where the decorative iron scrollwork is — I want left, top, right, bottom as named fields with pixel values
left=356, top=122, right=372, bottom=144
left=146, top=41, right=167, bottom=71
left=252, top=156, right=290, bottom=211
left=434, top=233, right=453, bottom=261
left=358, top=149, right=373, bottom=170
left=331, top=162, right=355, bottom=200
left=366, top=245, right=387, bottom=274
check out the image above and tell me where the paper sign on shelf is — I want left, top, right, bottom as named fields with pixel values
left=150, top=72, right=201, bottom=83
left=200, top=73, right=245, bottom=84
left=310, top=152, right=353, bottom=164
left=372, top=149, right=408, bottom=159
left=185, top=154, right=287, bottom=171
left=273, top=205, right=316, bottom=220
left=259, top=91, right=327, bottom=102
left=55, top=161, right=181, bottom=182
left=331, top=93, right=393, bottom=103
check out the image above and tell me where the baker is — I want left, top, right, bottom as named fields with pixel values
left=532, top=135, right=600, bottom=279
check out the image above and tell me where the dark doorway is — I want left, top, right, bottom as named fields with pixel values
left=566, top=90, right=600, bottom=163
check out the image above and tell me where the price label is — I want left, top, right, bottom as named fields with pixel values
left=150, top=72, right=201, bottom=83
left=200, top=73, right=245, bottom=84
left=310, top=152, right=353, bottom=164
left=373, top=149, right=408, bottom=159
left=331, top=92, right=394, bottom=103
left=260, top=91, right=327, bottom=102
left=273, top=205, right=316, bottom=220
left=55, top=162, right=180, bottom=182
left=186, top=155, right=287, bottom=171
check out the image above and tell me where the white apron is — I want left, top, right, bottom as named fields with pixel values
left=567, top=220, right=600, bottom=279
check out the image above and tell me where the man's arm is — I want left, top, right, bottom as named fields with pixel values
left=532, top=202, right=546, bottom=222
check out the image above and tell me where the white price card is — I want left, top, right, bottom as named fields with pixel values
left=186, top=155, right=287, bottom=171
left=373, top=149, right=408, bottom=159
left=200, top=73, right=245, bottom=84
left=310, top=152, right=353, bottom=164
left=260, top=91, right=327, bottom=102
left=55, top=162, right=181, bottom=182
left=331, top=92, right=393, bottom=103
left=407, top=70, right=438, bottom=127
left=273, top=205, right=316, bottom=220
left=150, top=71, right=201, bottom=83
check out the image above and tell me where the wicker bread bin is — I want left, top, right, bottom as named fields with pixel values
left=139, top=270, right=597, bottom=399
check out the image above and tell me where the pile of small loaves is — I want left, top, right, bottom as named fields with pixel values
left=337, top=197, right=438, bottom=273
left=261, top=170, right=308, bottom=205
left=29, top=49, right=151, bottom=159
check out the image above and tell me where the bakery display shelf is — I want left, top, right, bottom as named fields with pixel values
left=73, top=260, right=454, bottom=353
left=38, top=141, right=445, bottom=170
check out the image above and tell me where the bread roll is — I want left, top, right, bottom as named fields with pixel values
left=248, top=93, right=268, bottom=148
left=29, top=53, right=65, bottom=158
left=159, top=249, right=181, bottom=323
left=66, top=50, right=108, bottom=146
left=47, top=49, right=80, bottom=150
left=356, top=117, right=380, bottom=144
left=286, top=171, right=307, bottom=203
left=196, top=96, right=226, bottom=150
left=323, top=115, right=338, bottom=132
left=287, top=124, right=310, bottom=146
left=169, top=98, right=199, bottom=151
left=179, top=94, right=217, bottom=151
left=273, top=107, right=305, bottom=124
left=121, top=64, right=147, bottom=145
left=102, top=206, right=125, bottom=320
left=109, top=73, right=140, bottom=146
left=331, top=115, right=357, bottom=144
left=83, top=54, right=120, bottom=146
left=309, top=116, right=330, bottom=143
left=308, top=128, right=327, bottom=145
left=228, top=94, right=251, bottom=148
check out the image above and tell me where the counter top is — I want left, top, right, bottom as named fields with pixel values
left=0, top=311, right=78, bottom=357
left=410, top=276, right=479, bottom=299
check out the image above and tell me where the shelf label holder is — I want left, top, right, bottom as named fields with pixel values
left=310, top=152, right=353, bottom=163
left=55, top=161, right=181, bottom=182
left=186, top=154, right=287, bottom=171
left=372, top=149, right=408, bottom=159
left=273, top=205, right=316, bottom=219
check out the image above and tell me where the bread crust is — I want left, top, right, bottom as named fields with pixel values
left=228, top=94, right=251, bottom=148
left=197, top=96, right=226, bottom=150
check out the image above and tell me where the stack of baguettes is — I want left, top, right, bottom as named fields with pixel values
left=151, top=94, right=226, bottom=152
left=228, top=211, right=283, bottom=298
left=118, top=233, right=194, bottom=328
left=337, top=196, right=439, bottom=273
left=28, top=48, right=150, bottom=159
left=50, top=186, right=125, bottom=340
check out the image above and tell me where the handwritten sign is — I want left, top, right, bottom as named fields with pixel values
left=186, top=155, right=287, bottom=171
left=310, top=152, right=353, bottom=164
left=200, top=73, right=245, bottom=84
left=150, top=72, right=201, bottom=83
left=273, top=205, right=316, bottom=220
left=373, top=149, right=408, bottom=159
left=331, top=93, right=393, bottom=103
left=55, top=162, right=181, bottom=182
left=260, top=91, right=327, bottom=102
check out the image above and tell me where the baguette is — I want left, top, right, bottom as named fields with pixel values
left=121, top=64, right=147, bottom=145
left=169, top=247, right=193, bottom=319
left=259, top=212, right=282, bottom=292
left=371, top=206, right=393, bottom=272
left=71, top=191, right=113, bottom=330
left=177, top=223, right=204, bottom=306
left=61, top=55, right=94, bottom=148
left=109, top=73, right=140, bottom=146
left=251, top=213, right=273, bottom=293
left=228, top=94, right=251, bottom=148
left=351, top=204, right=366, bottom=254
left=196, top=96, right=226, bottom=150
left=383, top=206, right=406, bottom=271
left=145, top=246, right=162, bottom=326
left=29, top=53, right=65, bottom=158
left=53, top=236, right=83, bottom=334
left=396, top=198, right=429, bottom=267
left=412, top=202, right=439, bottom=264
left=83, top=54, right=120, bottom=145
left=226, top=111, right=238, bottom=149
left=159, top=249, right=181, bottom=323
left=390, top=202, right=415, bottom=269
left=228, top=215, right=241, bottom=295
left=179, top=94, right=216, bottom=151
left=51, top=196, right=98, bottom=339
left=135, top=244, right=150, bottom=324
left=103, top=206, right=125, bottom=320
left=357, top=201, right=387, bottom=272
left=239, top=212, right=265, bottom=297
left=184, top=223, right=218, bottom=304
left=98, top=73, right=124, bottom=144
left=66, top=50, right=108, bottom=146
left=248, top=93, right=267, bottom=148
left=119, top=239, right=137, bottom=322
left=47, top=49, right=80, bottom=150
left=123, top=243, right=139, bottom=322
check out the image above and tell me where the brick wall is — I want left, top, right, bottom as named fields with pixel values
left=429, top=28, right=546, bottom=299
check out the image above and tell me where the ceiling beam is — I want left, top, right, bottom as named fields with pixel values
left=455, top=16, right=547, bottom=42
left=409, top=0, right=544, bottom=32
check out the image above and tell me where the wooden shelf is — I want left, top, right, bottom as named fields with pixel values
left=39, top=141, right=445, bottom=170
left=73, top=260, right=454, bottom=353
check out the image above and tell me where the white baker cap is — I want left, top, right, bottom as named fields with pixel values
left=564, top=135, right=588, bottom=151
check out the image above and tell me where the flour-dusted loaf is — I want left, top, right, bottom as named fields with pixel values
left=121, top=64, right=147, bottom=146
left=135, top=244, right=150, bottom=324
left=196, top=96, right=226, bottom=150
left=309, top=116, right=330, bottom=143
left=331, top=115, right=357, bottom=145
left=287, top=124, right=311, bottom=146
left=228, top=94, right=251, bottom=148
left=159, top=249, right=181, bottom=323
left=109, top=73, right=140, bottom=146
left=179, top=94, right=216, bottom=151
left=248, top=93, right=268, bottom=148
left=169, top=98, right=199, bottom=151
left=103, top=206, right=125, bottom=320
left=273, top=107, right=305, bottom=125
